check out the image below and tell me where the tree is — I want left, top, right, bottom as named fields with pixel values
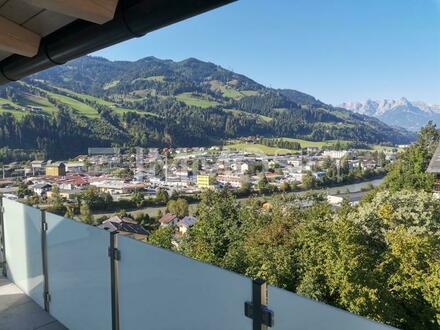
left=192, top=159, right=201, bottom=175
left=302, top=172, right=316, bottom=190
left=239, top=179, right=252, bottom=195
left=156, top=188, right=169, bottom=204
left=279, top=181, right=291, bottom=192
left=79, top=187, right=113, bottom=210
left=384, top=122, right=439, bottom=193
left=112, top=167, right=134, bottom=180
left=323, top=157, right=333, bottom=169
left=418, top=121, right=439, bottom=153
left=384, top=144, right=435, bottom=192
left=79, top=202, right=93, bottom=225
left=17, top=181, right=31, bottom=198
left=181, top=190, right=240, bottom=267
left=64, top=204, right=75, bottom=219
left=136, top=213, right=157, bottom=231
left=166, top=198, right=189, bottom=218
left=154, top=162, right=164, bottom=178
left=148, top=227, right=174, bottom=249
left=47, top=185, right=66, bottom=215
left=257, top=175, right=269, bottom=192
left=131, top=191, right=145, bottom=208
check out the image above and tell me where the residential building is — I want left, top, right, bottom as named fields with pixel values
left=47, top=189, right=82, bottom=200
left=159, top=213, right=179, bottom=227
left=99, top=216, right=149, bottom=240
left=31, top=160, right=46, bottom=175
left=427, top=142, right=440, bottom=193
left=217, top=174, right=242, bottom=188
left=65, top=162, right=86, bottom=173
left=307, top=146, right=320, bottom=154
left=288, top=159, right=302, bottom=167
left=90, top=180, right=142, bottom=194
left=46, top=162, right=66, bottom=177
left=196, top=175, right=215, bottom=189
left=322, top=150, right=350, bottom=159
left=290, top=172, right=306, bottom=183
left=58, top=175, right=89, bottom=191
left=31, top=183, right=52, bottom=196
left=177, top=216, right=197, bottom=234
left=240, top=163, right=249, bottom=174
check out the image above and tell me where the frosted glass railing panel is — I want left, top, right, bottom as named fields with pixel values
left=45, top=213, right=112, bottom=330
left=118, top=236, right=253, bottom=330
left=3, top=198, right=44, bottom=308
left=268, top=286, right=396, bottom=329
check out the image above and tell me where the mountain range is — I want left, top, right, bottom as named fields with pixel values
left=340, top=98, right=440, bottom=132
left=0, top=56, right=414, bottom=159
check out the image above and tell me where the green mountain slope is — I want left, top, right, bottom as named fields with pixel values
left=0, top=56, right=414, bottom=159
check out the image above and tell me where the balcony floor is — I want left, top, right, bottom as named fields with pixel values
left=0, top=276, right=66, bottom=330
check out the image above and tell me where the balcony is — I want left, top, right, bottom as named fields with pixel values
left=0, top=197, right=395, bottom=329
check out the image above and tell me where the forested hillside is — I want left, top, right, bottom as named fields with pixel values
left=0, top=56, right=414, bottom=159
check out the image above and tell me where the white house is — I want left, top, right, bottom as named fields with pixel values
left=217, top=174, right=242, bottom=188
left=65, top=162, right=86, bottom=173
left=290, top=172, right=306, bottom=183
left=240, top=163, right=249, bottom=174
left=31, top=183, right=52, bottom=196
left=322, top=150, right=350, bottom=159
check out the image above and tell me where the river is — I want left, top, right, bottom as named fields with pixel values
left=93, top=178, right=384, bottom=219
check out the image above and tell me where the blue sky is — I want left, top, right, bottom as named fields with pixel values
left=94, top=0, right=440, bottom=105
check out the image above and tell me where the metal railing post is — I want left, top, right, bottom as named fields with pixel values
left=245, top=279, right=274, bottom=329
left=109, top=231, right=120, bottom=330
left=41, top=210, right=50, bottom=312
left=0, top=198, right=6, bottom=277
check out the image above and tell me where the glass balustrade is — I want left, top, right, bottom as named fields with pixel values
left=118, top=235, right=253, bottom=330
left=2, top=198, right=44, bottom=308
left=267, top=285, right=395, bottom=330
left=45, top=213, right=112, bottom=330
left=0, top=198, right=397, bottom=330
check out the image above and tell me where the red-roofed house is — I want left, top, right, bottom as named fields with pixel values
left=159, top=213, right=178, bottom=227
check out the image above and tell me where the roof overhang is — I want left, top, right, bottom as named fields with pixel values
left=0, top=0, right=236, bottom=85
left=427, top=142, right=440, bottom=173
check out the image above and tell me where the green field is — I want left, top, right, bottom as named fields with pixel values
left=225, top=109, right=273, bottom=123
left=281, top=138, right=334, bottom=148
left=281, top=138, right=352, bottom=148
left=225, top=143, right=296, bottom=155
left=266, top=138, right=399, bottom=152
left=46, top=91, right=99, bottom=118
left=176, top=92, right=220, bottom=108
left=0, top=94, right=58, bottom=119
left=240, top=90, right=260, bottom=97
left=44, top=84, right=161, bottom=117
left=0, top=98, right=26, bottom=119
left=132, top=75, right=165, bottom=83
left=371, top=145, right=399, bottom=152
left=210, top=80, right=260, bottom=100
left=19, top=94, right=58, bottom=114
left=146, top=75, right=165, bottom=82
left=103, top=80, right=120, bottom=90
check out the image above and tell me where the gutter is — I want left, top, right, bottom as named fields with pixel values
left=0, top=0, right=236, bottom=85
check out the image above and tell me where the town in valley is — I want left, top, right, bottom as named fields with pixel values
left=0, top=137, right=404, bottom=243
